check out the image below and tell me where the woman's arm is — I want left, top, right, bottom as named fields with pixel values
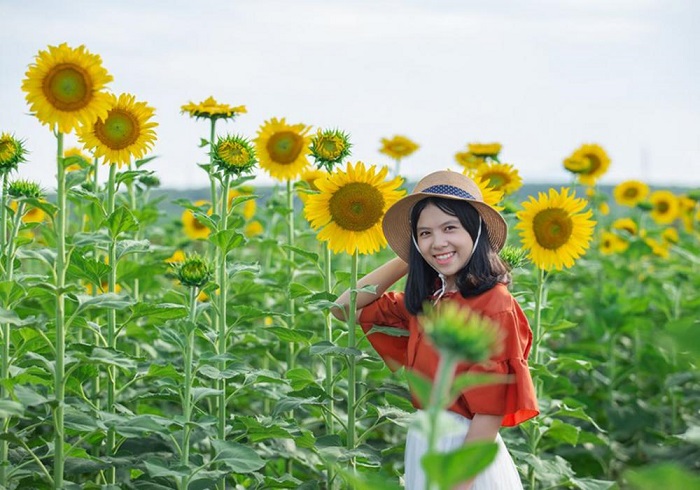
left=331, top=256, right=408, bottom=321
left=453, top=413, right=503, bottom=490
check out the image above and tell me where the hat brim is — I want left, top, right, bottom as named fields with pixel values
left=382, top=192, right=508, bottom=262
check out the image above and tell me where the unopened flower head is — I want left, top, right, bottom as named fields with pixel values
left=213, top=134, right=257, bottom=176
left=0, top=133, right=28, bottom=173
left=8, top=179, right=43, bottom=199
left=176, top=254, right=212, bottom=288
left=310, top=128, right=352, bottom=171
left=421, top=302, right=503, bottom=363
left=499, top=244, right=529, bottom=270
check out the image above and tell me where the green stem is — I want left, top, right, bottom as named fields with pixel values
left=323, top=243, right=335, bottom=488
left=216, top=173, right=230, bottom=490
left=53, top=132, right=66, bottom=490
left=181, top=286, right=197, bottom=490
left=0, top=186, right=20, bottom=488
left=0, top=173, right=8, bottom=254
left=346, top=250, right=359, bottom=455
left=528, top=267, right=546, bottom=490
left=286, top=179, right=296, bottom=370
left=425, top=355, right=457, bottom=490
left=106, top=162, right=117, bottom=485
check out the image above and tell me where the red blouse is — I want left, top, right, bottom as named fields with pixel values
left=359, top=283, right=539, bottom=427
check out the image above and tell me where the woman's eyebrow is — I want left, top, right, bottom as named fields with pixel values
left=416, top=219, right=460, bottom=231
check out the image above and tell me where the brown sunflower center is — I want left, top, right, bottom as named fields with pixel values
left=43, top=64, right=92, bottom=111
left=585, top=154, right=601, bottom=173
left=484, top=172, right=507, bottom=190
left=532, top=208, right=573, bottom=250
left=266, top=131, right=303, bottom=164
left=623, top=187, right=639, bottom=199
left=191, top=217, right=207, bottom=231
left=94, top=108, right=139, bottom=150
left=328, top=182, right=385, bottom=232
left=655, top=201, right=670, bottom=214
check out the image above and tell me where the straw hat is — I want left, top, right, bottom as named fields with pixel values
left=382, top=170, right=507, bottom=262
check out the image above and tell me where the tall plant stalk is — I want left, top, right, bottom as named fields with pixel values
left=216, top=173, right=230, bottom=490
left=528, top=267, right=546, bottom=490
left=286, top=179, right=296, bottom=369
left=105, top=162, right=118, bottom=485
left=323, top=243, right=335, bottom=488
left=0, top=191, right=23, bottom=487
left=53, top=132, right=67, bottom=489
left=346, top=250, right=359, bottom=454
left=181, top=286, right=198, bottom=490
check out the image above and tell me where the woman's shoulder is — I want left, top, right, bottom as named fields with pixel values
left=455, top=283, right=516, bottom=315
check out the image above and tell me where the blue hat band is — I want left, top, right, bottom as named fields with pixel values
left=422, top=184, right=475, bottom=200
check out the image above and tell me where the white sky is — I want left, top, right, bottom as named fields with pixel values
left=1, top=0, right=699, bottom=189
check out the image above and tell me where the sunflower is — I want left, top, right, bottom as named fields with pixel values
left=649, top=190, right=679, bottom=225
left=678, top=196, right=697, bottom=232
left=310, top=129, right=352, bottom=170
left=516, top=187, right=596, bottom=271
left=228, top=187, right=256, bottom=219
left=600, top=231, right=629, bottom=255
left=454, top=151, right=484, bottom=170
left=565, top=144, right=611, bottom=186
left=304, top=162, right=405, bottom=255
left=64, top=147, right=92, bottom=172
left=379, top=135, right=419, bottom=160
left=255, top=117, right=312, bottom=181
left=612, top=217, right=638, bottom=236
left=165, top=249, right=186, bottom=264
left=613, top=180, right=649, bottom=207
left=644, top=237, right=670, bottom=259
left=86, top=281, right=122, bottom=295
left=472, top=162, right=523, bottom=195
left=468, top=142, right=501, bottom=159
left=9, top=200, right=47, bottom=224
left=244, top=220, right=264, bottom=237
left=182, top=200, right=212, bottom=240
left=214, top=135, right=257, bottom=175
left=181, top=96, right=246, bottom=121
left=563, top=157, right=590, bottom=174
left=662, top=228, right=679, bottom=245
left=0, top=133, right=28, bottom=173
left=297, top=167, right=330, bottom=204
left=22, top=43, right=113, bottom=134
left=464, top=171, right=505, bottom=212
left=598, top=202, right=610, bottom=216
left=78, top=93, right=157, bottom=167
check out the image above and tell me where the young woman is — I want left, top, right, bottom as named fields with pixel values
left=333, top=171, right=538, bottom=489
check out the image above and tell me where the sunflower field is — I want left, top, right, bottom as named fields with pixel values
left=1, top=43, right=699, bottom=490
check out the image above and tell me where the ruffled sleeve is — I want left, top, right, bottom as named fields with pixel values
left=453, top=308, right=539, bottom=427
left=359, top=292, right=410, bottom=371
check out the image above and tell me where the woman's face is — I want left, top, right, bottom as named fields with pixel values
left=415, top=202, right=474, bottom=289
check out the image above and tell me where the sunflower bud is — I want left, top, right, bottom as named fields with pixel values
left=420, top=302, right=503, bottom=363
left=176, top=254, right=212, bottom=288
left=499, top=245, right=529, bottom=270
left=8, top=179, right=43, bottom=200
left=310, top=129, right=352, bottom=171
left=213, top=135, right=257, bottom=176
left=0, top=133, right=28, bottom=173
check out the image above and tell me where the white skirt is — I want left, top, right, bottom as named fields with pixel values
left=404, top=410, right=523, bottom=490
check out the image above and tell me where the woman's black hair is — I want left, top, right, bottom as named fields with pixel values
left=404, top=197, right=511, bottom=315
